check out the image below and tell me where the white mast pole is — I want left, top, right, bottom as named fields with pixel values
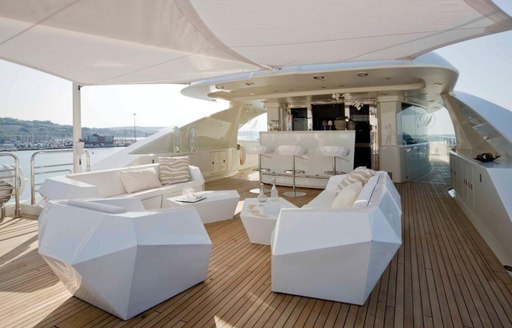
left=72, top=83, right=82, bottom=173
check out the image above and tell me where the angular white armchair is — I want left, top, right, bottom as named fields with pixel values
left=38, top=197, right=211, bottom=320
left=271, top=171, right=402, bottom=305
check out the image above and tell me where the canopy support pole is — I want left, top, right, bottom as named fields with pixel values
left=72, top=83, right=82, bottom=173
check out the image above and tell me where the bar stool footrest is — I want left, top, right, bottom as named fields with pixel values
left=283, top=191, right=307, bottom=197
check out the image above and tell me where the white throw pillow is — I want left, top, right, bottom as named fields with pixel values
left=337, top=167, right=375, bottom=190
left=158, top=156, right=191, bottom=185
left=331, top=181, right=363, bottom=208
left=120, top=167, right=162, bottom=193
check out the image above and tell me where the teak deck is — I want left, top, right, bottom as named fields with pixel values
left=1, top=168, right=512, bottom=327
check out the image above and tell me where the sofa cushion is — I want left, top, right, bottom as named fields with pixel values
left=331, top=181, right=363, bottom=208
left=338, top=167, right=375, bottom=190
left=159, top=156, right=191, bottom=185
left=69, top=169, right=127, bottom=197
left=303, top=189, right=338, bottom=208
left=120, top=167, right=162, bottom=193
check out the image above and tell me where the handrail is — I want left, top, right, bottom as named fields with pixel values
left=0, top=152, right=21, bottom=218
left=30, top=149, right=91, bottom=205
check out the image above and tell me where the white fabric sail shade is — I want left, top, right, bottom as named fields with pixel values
left=0, top=0, right=511, bottom=85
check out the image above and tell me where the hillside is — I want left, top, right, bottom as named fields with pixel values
left=0, top=117, right=163, bottom=143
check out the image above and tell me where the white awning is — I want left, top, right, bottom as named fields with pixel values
left=0, top=0, right=510, bottom=85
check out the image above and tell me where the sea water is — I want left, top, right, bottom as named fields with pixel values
left=1, top=147, right=123, bottom=202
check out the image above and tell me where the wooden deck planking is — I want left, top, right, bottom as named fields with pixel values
left=0, top=168, right=511, bottom=327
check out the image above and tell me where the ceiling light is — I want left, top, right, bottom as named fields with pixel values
left=357, top=72, right=369, bottom=77
left=313, top=75, right=325, bottom=80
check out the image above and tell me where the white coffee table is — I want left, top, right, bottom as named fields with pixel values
left=241, top=197, right=297, bottom=245
left=163, top=190, right=240, bottom=224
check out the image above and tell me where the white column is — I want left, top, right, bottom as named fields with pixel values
left=72, top=83, right=82, bottom=173
left=378, top=96, right=404, bottom=182
left=265, top=101, right=287, bottom=131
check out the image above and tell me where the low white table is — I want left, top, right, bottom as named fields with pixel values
left=241, top=197, right=297, bottom=245
left=163, top=190, right=240, bottom=224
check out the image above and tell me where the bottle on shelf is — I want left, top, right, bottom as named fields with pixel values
left=271, top=178, right=278, bottom=201
left=257, top=183, right=267, bottom=202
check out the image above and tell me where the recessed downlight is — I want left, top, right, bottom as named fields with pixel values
left=313, top=75, right=325, bottom=80
left=357, top=72, right=369, bottom=77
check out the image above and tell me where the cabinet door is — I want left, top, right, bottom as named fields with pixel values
left=218, top=151, right=228, bottom=172
left=210, top=152, right=219, bottom=173
left=450, top=155, right=460, bottom=191
left=462, top=162, right=474, bottom=208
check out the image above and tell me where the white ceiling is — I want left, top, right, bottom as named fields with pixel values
left=0, top=0, right=510, bottom=85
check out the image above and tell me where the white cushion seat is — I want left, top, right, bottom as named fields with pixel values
left=331, top=181, right=363, bottom=208
left=276, top=145, right=306, bottom=156
left=302, top=189, right=338, bottom=208
left=319, top=146, right=349, bottom=158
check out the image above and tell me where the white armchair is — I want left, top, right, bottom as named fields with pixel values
left=271, top=171, right=402, bottom=305
left=38, top=198, right=211, bottom=320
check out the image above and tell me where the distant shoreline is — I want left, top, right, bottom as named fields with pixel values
left=1, top=144, right=128, bottom=152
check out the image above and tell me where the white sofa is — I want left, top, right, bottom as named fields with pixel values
left=39, top=163, right=205, bottom=209
left=39, top=197, right=211, bottom=320
left=271, top=171, right=402, bottom=305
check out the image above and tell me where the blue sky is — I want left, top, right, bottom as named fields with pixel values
left=1, top=29, right=511, bottom=128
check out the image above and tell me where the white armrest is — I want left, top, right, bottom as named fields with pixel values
left=65, top=200, right=127, bottom=213
left=39, top=175, right=100, bottom=200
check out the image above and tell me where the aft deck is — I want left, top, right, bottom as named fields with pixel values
left=1, top=168, right=512, bottom=327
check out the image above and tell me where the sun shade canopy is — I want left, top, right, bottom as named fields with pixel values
left=0, top=0, right=511, bottom=85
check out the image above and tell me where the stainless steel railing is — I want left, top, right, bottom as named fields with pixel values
left=0, top=152, right=21, bottom=218
left=30, top=149, right=90, bottom=205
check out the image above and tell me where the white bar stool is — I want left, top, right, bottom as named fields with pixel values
left=277, top=145, right=308, bottom=197
left=319, top=146, right=350, bottom=175
left=246, top=145, right=272, bottom=194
